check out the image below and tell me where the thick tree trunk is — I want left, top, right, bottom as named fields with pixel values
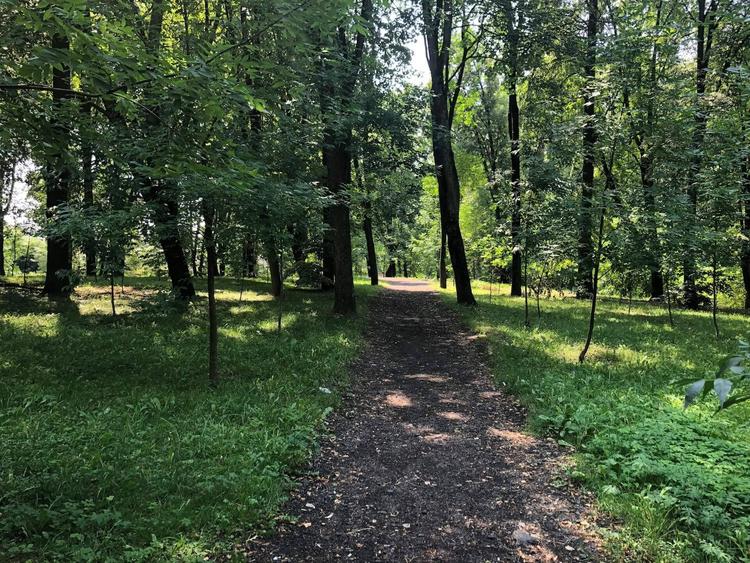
left=43, top=33, right=73, bottom=299
left=363, top=213, right=378, bottom=285
left=403, top=261, right=409, bottom=278
left=321, top=206, right=336, bottom=290
left=430, top=102, right=475, bottom=304
left=323, top=139, right=356, bottom=314
left=144, top=184, right=195, bottom=299
left=385, top=258, right=397, bottom=277
left=439, top=229, right=447, bottom=288
left=577, top=0, right=598, bottom=299
left=508, top=80, right=523, bottom=297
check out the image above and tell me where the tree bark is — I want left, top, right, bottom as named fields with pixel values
left=267, top=245, right=282, bottom=298
left=203, top=202, right=219, bottom=385
left=508, top=77, right=523, bottom=297
left=684, top=0, right=717, bottom=308
left=81, top=128, right=97, bottom=277
left=741, top=151, right=750, bottom=309
left=321, top=207, right=336, bottom=290
left=639, top=154, right=665, bottom=298
left=243, top=235, right=257, bottom=277
left=43, top=33, right=73, bottom=299
left=422, top=0, right=476, bottom=305
left=439, top=229, right=447, bottom=288
left=363, top=212, right=378, bottom=285
left=577, top=0, right=598, bottom=299
left=141, top=0, right=195, bottom=299
left=143, top=184, right=196, bottom=299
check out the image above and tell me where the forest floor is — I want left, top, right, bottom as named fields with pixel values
left=245, top=279, right=604, bottom=562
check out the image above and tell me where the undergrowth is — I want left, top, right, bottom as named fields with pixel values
left=0, top=277, right=374, bottom=561
left=446, top=283, right=750, bottom=562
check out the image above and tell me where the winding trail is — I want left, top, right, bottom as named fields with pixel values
left=246, top=280, right=603, bottom=562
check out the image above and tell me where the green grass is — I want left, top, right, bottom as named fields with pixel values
left=444, top=282, right=750, bottom=562
left=0, top=276, right=376, bottom=561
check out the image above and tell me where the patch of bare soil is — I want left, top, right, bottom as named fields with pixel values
left=243, top=279, right=605, bottom=561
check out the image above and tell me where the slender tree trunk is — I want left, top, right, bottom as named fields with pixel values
left=741, top=152, right=750, bottom=309
left=577, top=0, right=598, bottom=299
left=243, top=235, right=257, bottom=277
left=579, top=194, right=606, bottom=363
left=363, top=213, right=378, bottom=285
left=712, top=251, right=719, bottom=338
left=321, top=206, right=336, bottom=290
left=81, top=102, right=97, bottom=277
left=639, top=154, right=664, bottom=298
left=0, top=161, right=7, bottom=277
left=684, top=0, right=717, bottom=309
left=0, top=211, right=4, bottom=277
left=204, top=203, right=219, bottom=385
left=267, top=245, right=282, bottom=298
left=509, top=77, right=523, bottom=297
left=43, top=33, right=73, bottom=299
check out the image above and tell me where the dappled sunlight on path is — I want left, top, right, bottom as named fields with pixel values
left=245, top=282, right=604, bottom=561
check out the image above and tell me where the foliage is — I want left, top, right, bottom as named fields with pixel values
left=0, top=278, right=376, bottom=561
left=448, top=284, right=750, bottom=561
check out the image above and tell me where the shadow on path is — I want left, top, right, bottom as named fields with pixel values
left=245, top=280, right=604, bottom=561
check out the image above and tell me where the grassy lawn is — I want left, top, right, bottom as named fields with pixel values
left=445, top=283, right=750, bottom=562
left=0, top=277, right=376, bottom=561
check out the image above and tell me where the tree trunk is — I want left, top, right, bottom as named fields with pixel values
left=321, top=206, right=336, bottom=290
left=430, top=102, right=475, bottom=304
left=403, top=261, right=409, bottom=278
left=323, top=140, right=356, bottom=314
left=43, top=33, right=73, bottom=299
left=684, top=0, right=716, bottom=309
left=385, top=261, right=397, bottom=277
left=144, top=184, right=196, bottom=299
left=0, top=161, right=6, bottom=277
left=0, top=212, right=4, bottom=277
left=203, top=203, right=219, bottom=385
left=577, top=0, right=598, bottom=299
left=422, top=0, right=475, bottom=305
left=639, top=154, right=664, bottom=298
left=267, top=245, right=282, bottom=298
left=363, top=213, right=378, bottom=285
left=508, top=78, right=523, bottom=297
left=81, top=103, right=97, bottom=277
left=243, top=235, right=257, bottom=277
left=439, top=229, right=447, bottom=288
left=741, top=152, right=750, bottom=309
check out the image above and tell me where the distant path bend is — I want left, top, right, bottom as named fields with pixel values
left=246, top=278, right=603, bottom=562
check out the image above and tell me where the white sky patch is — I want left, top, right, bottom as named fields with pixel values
left=406, top=34, right=430, bottom=86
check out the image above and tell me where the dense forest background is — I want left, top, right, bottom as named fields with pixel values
left=2, top=0, right=750, bottom=561
left=2, top=0, right=749, bottom=315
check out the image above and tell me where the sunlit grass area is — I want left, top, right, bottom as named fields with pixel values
left=0, top=277, right=376, bottom=561
left=445, top=281, right=750, bottom=562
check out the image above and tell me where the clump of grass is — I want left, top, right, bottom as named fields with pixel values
left=0, top=277, right=375, bottom=561
left=446, top=283, right=750, bottom=562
